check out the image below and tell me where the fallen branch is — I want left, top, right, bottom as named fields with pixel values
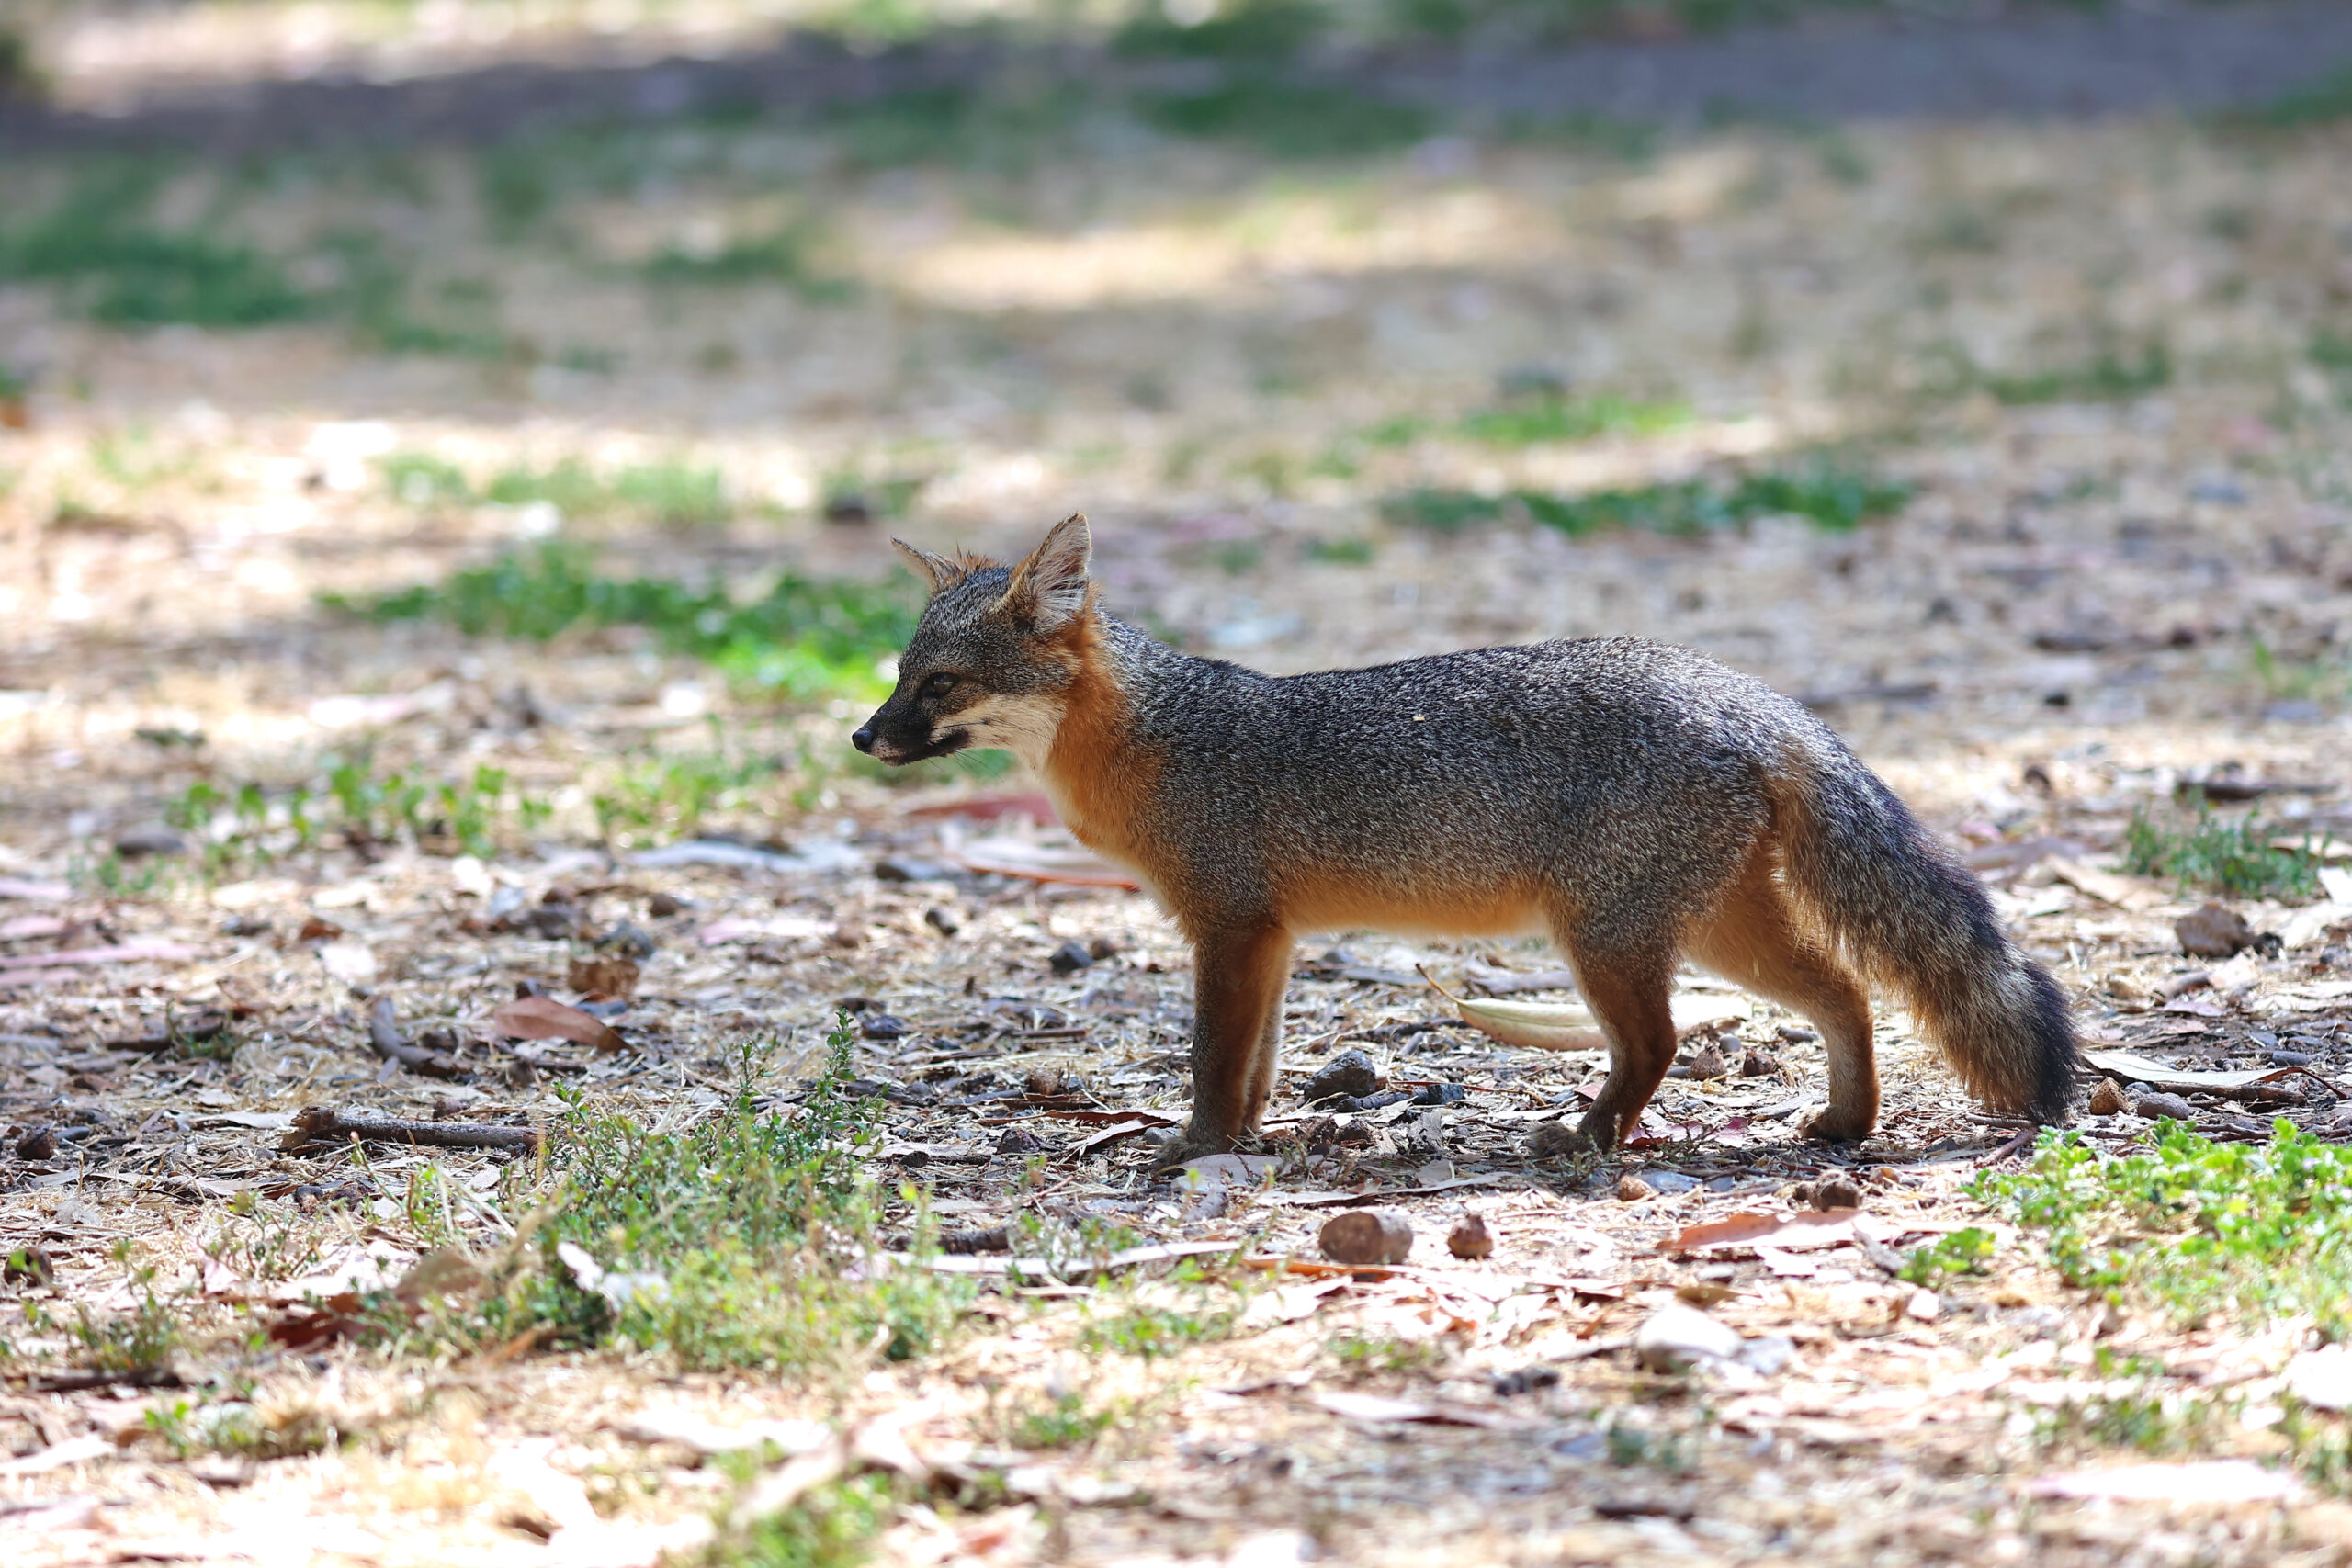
left=281, top=1105, right=542, bottom=1155
left=367, top=998, right=465, bottom=1081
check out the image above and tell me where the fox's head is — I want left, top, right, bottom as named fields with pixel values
left=853, top=513, right=1095, bottom=769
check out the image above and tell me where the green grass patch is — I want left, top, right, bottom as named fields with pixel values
left=1981, top=343, right=2171, bottom=406
left=1382, top=457, right=1911, bottom=536
left=1007, top=1391, right=1119, bottom=1450
left=387, top=456, right=734, bottom=526
left=2121, top=805, right=2321, bottom=901
left=1455, top=392, right=1690, bottom=447
left=643, top=223, right=856, bottom=301
left=593, top=744, right=786, bottom=844
left=0, top=167, right=309, bottom=328
left=700, top=1472, right=897, bottom=1568
left=1141, top=79, right=1431, bottom=159
left=2233, top=62, right=2352, bottom=130
left=1977, top=1122, right=2352, bottom=1337
left=1078, top=1299, right=1238, bottom=1359
left=164, top=761, right=551, bottom=871
left=1897, top=1226, right=1994, bottom=1288
left=468, top=1021, right=968, bottom=1373
left=336, top=543, right=916, bottom=698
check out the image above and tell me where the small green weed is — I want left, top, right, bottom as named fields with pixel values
left=1330, top=1332, right=1444, bottom=1376
left=0, top=167, right=310, bottom=327
left=2121, top=805, right=2320, bottom=901
left=593, top=744, right=785, bottom=844
left=167, top=761, right=549, bottom=869
left=2234, top=63, right=2352, bottom=130
left=1604, top=1417, right=1697, bottom=1472
left=1079, top=1301, right=1238, bottom=1359
left=146, top=1393, right=339, bottom=1461
left=381, top=454, right=731, bottom=525
left=466, top=1020, right=969, bottom=1374
left=644, top=223, right=855, bottom=301
left=1897, top=1226, right=1995, bottom=1287
left=1305, top=536, right=1376, bottom=565
left=1008, top=1391, right=1118, bottom=1450
left=1141, top=80, right=1431, bottom=160
left=1455, top=392, right=1690, bottom=447
left=2028, top=1350, right=2237, bottom=1459
left=1383, top=458, right=1910, bottom=536
left=1977, top=1122, right=2352, bottom=1337
left=337, top=543, right=916, bottom=698
left=701, top=1472, right=896, bottom=1568
left=1982, top=343, right=2171, bottom=406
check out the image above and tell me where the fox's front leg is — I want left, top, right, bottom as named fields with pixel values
left=1159, top=923, right=1292, bottom=1169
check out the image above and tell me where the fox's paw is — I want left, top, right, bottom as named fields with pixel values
left=1151, top=1127, right=1239, bottom=1174
left=1799, top=1107, right=1876, bottom=1143
left=1525, top=1121, right=1600, bottom=1161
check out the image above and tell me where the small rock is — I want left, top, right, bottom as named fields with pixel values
left=1446, top=1213, right=1494, bottom=1259
left=1634, top=1304, right=1744, bottom=1373
left=2286, top=1347, right=2352, bottom=1412
left=1905, top=1289, right=1941, bottom=1323
left=1777, top=1024, right=1819, bottom=1044
left=16, top=1125, right=57, bottom=1160
left=600, top=920, right=657, bottom=959
left=997, top=1126, right=1048, bottom=1155
left=923, top=907, right=962, bottom=936
left=1087, top=935, right=1119, bottom=960
left=1636, top=1169, right=1701, bottom=1195
left=1300, top=1048, right=1382, bottom=1104
left=1318, top=1209, right=1414, bottom=1266
left=647, top=891, right=687, bottom=919
left=1810, top=1179, right=1862, bottom=1213
left=112, top=824, right=185, bottom=858
left=2176, top=902, right=2255, bottom=959
left=2132, top=1089, right=2199, bottom=1122
left=220, top=913, right=270, bottom=938
left=1410, top=1082, right=1466, bottom=1106
left=1490, top=1366, right=1561, bottom=1396
left=860, top=1014, right=910, bottom=1041
left=1739, top=1334, right=1795, bottom=1376
left=1525, top=1121, right=1589, bottom=1160
left=1680, top=1040, right=1729, bottom=1079
left=2087, top=1077, right=2128, bottom=1116
left=1738, top=1047, right=1780, bottom=1077
left=520, top=905, right=580, bottom=940
left=1615, top=1173, right=1656, bottom=1202
left=1047, top=940, right=1094, bottom=976
left=822, top=491, right=872, bottom=525
left=875, top=855, right=948, bottom=882
left=1025, top=1069, right=1079, bottom=1098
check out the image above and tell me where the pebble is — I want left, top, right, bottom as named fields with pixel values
left=112, top=824, right=186, bottom=857
left=1738, top=1047, right=1781, bottom=1077
left=2087, top=1077, right=2128, bottom=1116
left=1905, top=1289, right=1941, bottom=1323
left=1634, top=1304, right=1744, bottom=1373
left=875, top=855, right=948, bottom=882
left=860, top=1013, right=910, bottom=1041
left=1318, top=1209, right=1414, bottom=1266
left=2287, top=1347, right=2352, bottom=1411
left=1047, top=940, right=1094, bottom=976
left=923, top=907, right=961, bottom=936
left=1300, top=1049, right=1382, bottom=1104
left=600, top=919, right=656, bottom=958
left=1810, top=1179, right=1862, bottom=1213
left=1679, top=1040, right=1730, bottom=1079
left=1635, top=1169, right=1701, bottom=1195
left=646, top=891, right=687, bottom=919
left=15, top=1125, right=56, bottom=1160
left=1776, top=1025, right=1819, bottom=1044
left=1490, top=1366, right=1560, bottom=1396
left=1446, top=1213, right=1494, bottom=1259
left=2132, top=1090, right=2199, bottom=1121
left=997, top=1126, right=1048, bottom=1155
left=1615, top=1174, right=1656, bottom=1202
left=2176, top=902, right=2254, bottom=959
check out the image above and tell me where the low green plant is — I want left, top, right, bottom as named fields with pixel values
left=644, top=223, right=855, bottom=301
left=1330, top=1331, right=1444, bottom=1375
left=1981, top=343, right=2171, bottom=406
left=146, top=1391, right=339, bottom=1461
left=1455, top=393, right=1689, bottom=447
left=1977, top=1122, right=2352, bottom=1337
left=593, top=744, right=785, bottom=843
left=701, top=1472, right=896, bottom=1568
left=1383, top=458, right=1910, bottom=536
left=1079, top=1299, right=1238, bottom=1359
left=465, top=1020, right=969, bottom=1373
left=2233, top=64, right=2352, bottom=130
left=2121, top=805, right=2320, bottom=901
left=1897, top=1226, right=1995, bottom=1287
left=0, top=166, right=310, bottom=327
left=1008, top=1390, right=1118, bottom=1450
left=336, top=543, right=917, bottom=699
left=2028, top=1349, right=2237, bottom=1459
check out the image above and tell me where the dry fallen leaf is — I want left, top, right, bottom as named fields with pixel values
left=493, top=995, right=627, bottom=1054
left=1668, top=1211, right=1859, bottom=1255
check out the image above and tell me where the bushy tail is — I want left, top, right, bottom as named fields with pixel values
left=1774, top=745, right=2079, bottom=1124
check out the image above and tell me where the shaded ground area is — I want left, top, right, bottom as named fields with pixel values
left=6, top=4, right=2352, bottom=1566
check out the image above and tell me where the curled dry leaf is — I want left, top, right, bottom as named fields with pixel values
left=493, top=995, right=626, bottom=1054
left=1418, top=968, right=1739, bottom=1051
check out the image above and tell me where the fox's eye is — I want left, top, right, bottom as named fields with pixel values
left=920, top=673, right=958, bottom=702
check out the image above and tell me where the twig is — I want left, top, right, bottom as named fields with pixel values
left=367, top=998, right=465, bottom=1081
left=27, top=1367, right=184, bottom=1393
left=280, top=1105, right=542, bottom=1155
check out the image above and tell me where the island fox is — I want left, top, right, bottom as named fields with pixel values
left=854, top=514, right=2079, bottom=1166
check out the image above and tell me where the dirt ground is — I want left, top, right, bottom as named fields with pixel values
left=7, top=5, right=2352, bottom=1566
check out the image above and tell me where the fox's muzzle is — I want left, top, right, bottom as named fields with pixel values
left=853, top=698, right=964, bottom=765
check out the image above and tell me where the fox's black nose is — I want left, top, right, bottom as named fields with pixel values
left=851, top=727, right=876, bottom=754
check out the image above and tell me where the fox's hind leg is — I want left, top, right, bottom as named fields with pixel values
left=1160, top=923, right=1292, bottom=1168
left=1685, top=856, right=1878, bottom=1142
left=1558, top=942, right=1682, bottom=1151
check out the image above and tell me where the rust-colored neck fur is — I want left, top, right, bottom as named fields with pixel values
left=1040, top=600, right=1159, bottom=870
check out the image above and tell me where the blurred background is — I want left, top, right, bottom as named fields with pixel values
left=3, top=0, right=2351, bottom=868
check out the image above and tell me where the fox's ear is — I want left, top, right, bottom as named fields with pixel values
left=892, top=537, right=966, bottom=596
left=1001, top=513, right=1092, bottom=631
